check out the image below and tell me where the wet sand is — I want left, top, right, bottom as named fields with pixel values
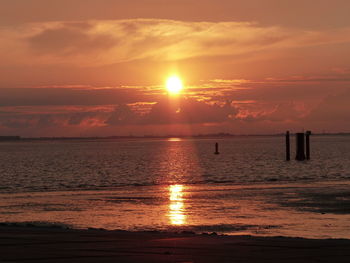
left=1, top=226, right=350, bottom=262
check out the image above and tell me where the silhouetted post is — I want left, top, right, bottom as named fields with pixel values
left=305, top=131, right=311, bottom=160
left=215, top=142, right=220, bottom=155
left=295, top=133, right=306, bottom=161
left=286, top=131, right=290, bottom=161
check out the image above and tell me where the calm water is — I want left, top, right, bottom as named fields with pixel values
left=1, top=136, right=350, bottom=238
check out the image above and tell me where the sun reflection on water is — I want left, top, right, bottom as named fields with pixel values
left=168, top=184, right=186, bottom=225
left=167, top=137, right=182, bottom=142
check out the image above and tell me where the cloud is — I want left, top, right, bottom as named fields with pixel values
left=2, top=19, right=350, bottom=67
left=265, top=102, right=305, bottom=122
left=142, top=98, right=238, bottom=125
left=1, top=118, right=35, bottom=129
left=2, top=0, right=350, bottom=29
left=106, top=104, right=139, bottom=125
left=305, top=89, right=350, bottom=122
left=0, top=105, right=109, bottom=131
left=0, top=87, right=150, bottom=106
left=28, top=22, right=117, bottom=55
left=104, top=98, right=239, bottom=126
left=0, top=98, right=239, bottom=133
left=1, top=76, right=350, bottom=136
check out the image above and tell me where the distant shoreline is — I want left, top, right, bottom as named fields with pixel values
left=1, top=132, right=350, bottom=141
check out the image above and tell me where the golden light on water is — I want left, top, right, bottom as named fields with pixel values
left=166, top=76, right=183, bottom=95
left=168, top=184, right=186, bottom=225
left=167, top=137, right=182, bottom=142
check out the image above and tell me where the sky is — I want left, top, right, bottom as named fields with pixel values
left=1, top=0, right=350, bottom=136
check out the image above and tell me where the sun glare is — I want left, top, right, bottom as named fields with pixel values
left=166, top=76, right=183, bottom=95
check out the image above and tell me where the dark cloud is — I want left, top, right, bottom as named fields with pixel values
left=106, top=104, right=139, bottom=125
left=219, top=85, right=332, bottom=103
left=105, top=98, right=239, bottom=126
left=68, top=111, right=104, bottom=125
left=27, top=24, right=117, bottom=55
left=265, top=102, right=304, bottom=122
left=0, top=87, right=148, bottom=106
left=235, top=102, right=303, bottom=123
left=1, top=83, right=350, bottom=136
left=305, top=89, right=350, bottom=121
left=144, top=98, right=238, bottom=125
left=1, top=118, right=34, bottom=129
left=0, top=107, right=108, bottom=130
left=37, top=114, right=59, bottom=127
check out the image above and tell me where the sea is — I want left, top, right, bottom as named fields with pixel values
left=1, top=135, right=350, bottom=239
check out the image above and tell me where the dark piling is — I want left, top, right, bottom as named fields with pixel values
left=286, top=131, right=290, bottom=161
left=305, top=131, right=311, bottom=160
left=295, top=133, right=306, bottom=161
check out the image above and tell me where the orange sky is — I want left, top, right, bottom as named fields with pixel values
left=0, top=0, right=350, bottom=136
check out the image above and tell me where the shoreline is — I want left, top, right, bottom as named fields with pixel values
left=1, top=133, right=350, bottom=142
left=1, top=225, right=350, bottom=262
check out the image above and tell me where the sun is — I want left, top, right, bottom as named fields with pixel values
left=166, top=76, right=183, bottom=95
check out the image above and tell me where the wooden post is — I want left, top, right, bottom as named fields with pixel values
left=215, top=142, right=220, bottom=155
left=286, top=131, right=290, bottom=161
left=305, top=131, right=311, bottom=160
left=295, top=133, right=306, bottom=161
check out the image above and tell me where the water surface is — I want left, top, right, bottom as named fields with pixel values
left=1, top=136, right=350, bottom=238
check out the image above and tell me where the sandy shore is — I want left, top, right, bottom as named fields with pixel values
left=1, top=226, right=350, bottom=262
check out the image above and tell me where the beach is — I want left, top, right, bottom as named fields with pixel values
left=1, top=225, right=350, bottom=263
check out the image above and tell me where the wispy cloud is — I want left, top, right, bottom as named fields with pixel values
left=2, top=19, right=350, bottom=66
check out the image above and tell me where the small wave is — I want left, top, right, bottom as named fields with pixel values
left=129, top=223, right=280, bottom=235
left=1, top=176, right=349, bottom=195
left=0, top=221, right=279, bottom=235
left=176, top=223, right=279, bottom=233
left=202, top=179, right=237, bottom=184
left=0, top=221, right=72, bottom=229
